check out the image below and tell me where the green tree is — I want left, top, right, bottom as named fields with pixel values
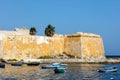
left=45, top=24, right=55, bottom=37
left=29, top=27, right=37, bottom=35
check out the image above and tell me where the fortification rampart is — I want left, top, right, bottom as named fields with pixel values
left=64, top=32, right=105, bottom=61
left=0, top=30, right=105, bottom=61
left=1, top=35, right=64, bottom=60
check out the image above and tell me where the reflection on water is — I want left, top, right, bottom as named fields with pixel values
left=80, top=64, right=104, bottom=80
left=0, top=64, right=40, bottom=80
left=0, top=63, right=119, bottom=80
left=61, top=64, right=104, bottom=80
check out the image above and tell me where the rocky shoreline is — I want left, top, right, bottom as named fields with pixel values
left=1, top=58, right=120, bottom=64
left=22, top=58, right=120, bottom=64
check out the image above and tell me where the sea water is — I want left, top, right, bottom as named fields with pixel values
left=0, top=58, right=120, bottom=80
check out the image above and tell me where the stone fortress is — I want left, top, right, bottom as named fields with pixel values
left=0, top=28, right=105, bottom=62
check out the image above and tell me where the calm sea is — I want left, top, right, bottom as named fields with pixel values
left=0, top=56, right=120, bottom=80
left=106, top=55, right=120, bottom=58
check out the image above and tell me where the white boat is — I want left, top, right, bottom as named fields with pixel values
left=52, top=63, right=67, bottom=66
left=41, top=65, right=59, bottom=69
left=41, top=63, right=67, bottom=69
left=97, top=67, right=118, bottom=72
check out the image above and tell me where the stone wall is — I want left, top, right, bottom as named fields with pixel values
left=2, top=35, right=64, bottom=60
left=0, top=30, right=105, bottom=61
left=14, top=27, right=29, bottom=35
left=81, top=36, right=105, bottom=60
left=64, top=36, right=81, bottom=58
left=64, top=32, right=105, bottom=60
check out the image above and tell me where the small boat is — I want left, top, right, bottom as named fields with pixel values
left=41, top=65, right=59, bottom=69
left=27, top=62, right=40, bottom=66
left=41, top=63, right=67, bottom=69
left=11, top=62, right=22, bottom=66
left=97, top=69, right=118, bottom=72
left=52, top=63, right=67, bottom=66
left=0, top=63, right=5, bottom=68
left=97, top=67, right=118, bottom=72
left=54, top=67, right=66, bottom=74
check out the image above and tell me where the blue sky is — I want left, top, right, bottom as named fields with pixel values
left=0, top=0, right=120, bottom=55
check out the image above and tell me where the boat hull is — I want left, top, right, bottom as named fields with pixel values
left=27, top=62, right=40, bottom=66
left=41, top=63, right=67, bottom=69
left=97, top=69, right=118, bottom=72
left=54, top=68, right=65, bottom=73
left=0, top=63, right=5, bottom=68
left=11, top=63, right=22, bottom=66
left=41, top=65, right=59, bottom=69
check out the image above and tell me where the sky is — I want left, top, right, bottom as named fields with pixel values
left=0, top=0, right=120, bottom=55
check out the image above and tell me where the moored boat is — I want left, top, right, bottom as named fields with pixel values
left=41, top=63, right=67, bottom=69
left=0, top=63, right=5, bottom=68
left=11, top=62, right=22, bottom=66
left=97, top=69, right=118, bottom=72
left=54, top=67, right=66, bottom=73
left=41, top=65, right=59, bottom=69
left=52, top=63, right=67, bottom=66
left=27, top=62, right=40, bottom=66
left=97, top=67, right=118, bottom=72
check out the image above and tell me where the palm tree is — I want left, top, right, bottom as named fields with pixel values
left=29, top=27, right=37, bottom=35
left=45, top=24, right=55, bottom=37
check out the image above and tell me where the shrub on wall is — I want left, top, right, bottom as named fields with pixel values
left=44, top=24, right=55, bottom=37
left=29, top=27, right=37, bottom=35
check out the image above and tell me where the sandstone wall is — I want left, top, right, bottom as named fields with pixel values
left=81, top=36, right=105, bottom=60
left=64, top=32, right=105, bottom=60
left=64, top=36, right=81, bottom=58
left=2, top=35, right=64, bottom=60
left=0, top=31, right=105, bottom=61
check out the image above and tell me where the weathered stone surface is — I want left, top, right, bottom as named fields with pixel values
left=64, top=32, right=105, bottom=60
left=0, top=28, right=29, bottom=36
left=0, top=30, right=105, bottom=62
left=81, top=36, right=105, bottom=59
left=2, top=36, right=64, bottom=60
left=64, top=37, right=81, bottom=58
